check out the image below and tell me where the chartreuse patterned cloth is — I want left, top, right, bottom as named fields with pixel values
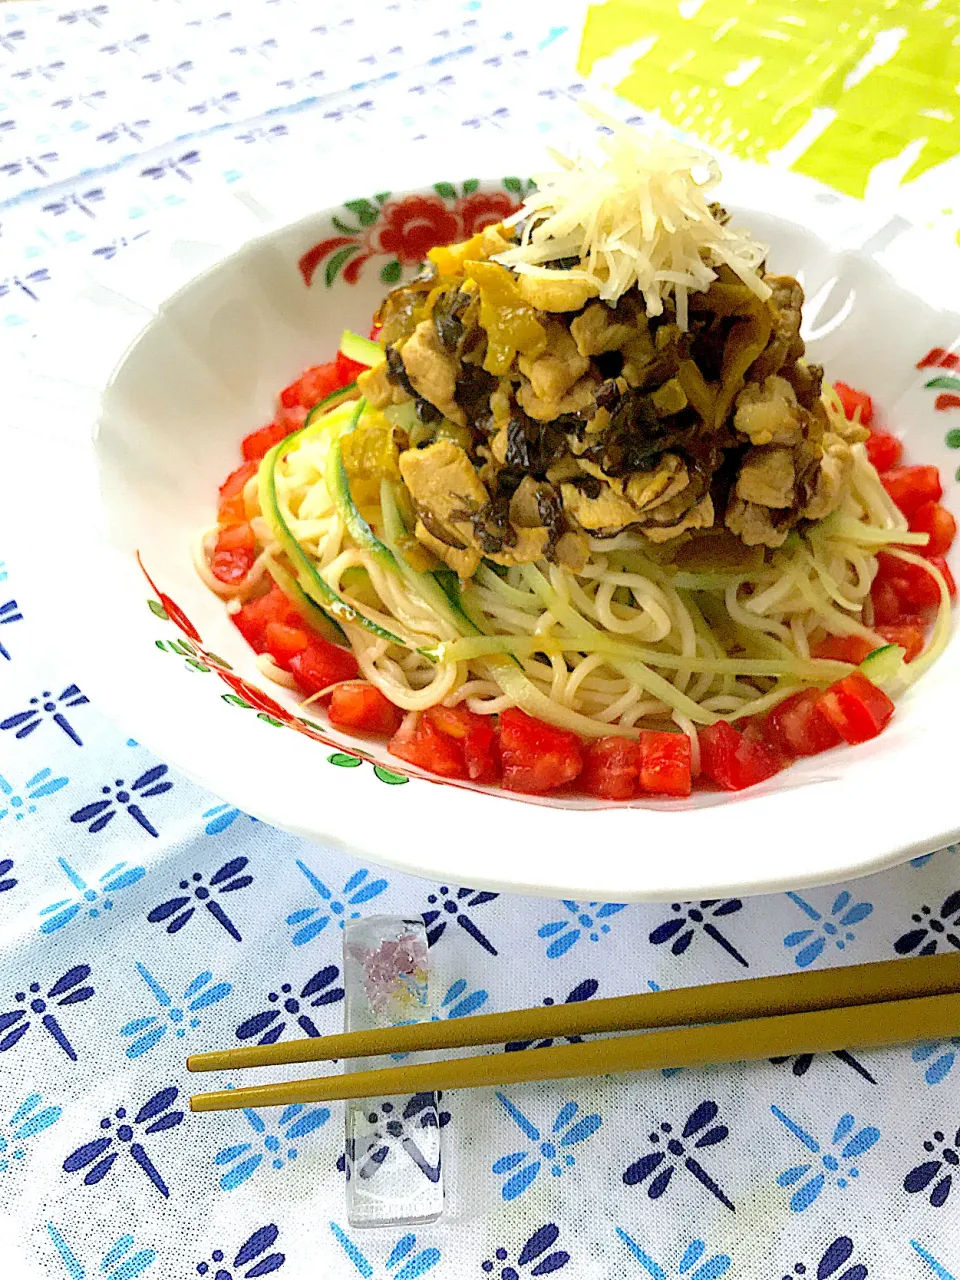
left=2, top=1, right=960, bottom=1278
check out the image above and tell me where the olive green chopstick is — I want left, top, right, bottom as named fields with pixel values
left=189, top=989, right=960, bottom=1111
left=187, top=952, right=960, bottom=1074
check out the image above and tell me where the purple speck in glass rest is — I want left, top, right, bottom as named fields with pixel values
left=342, top=915, right=443, bottom=1227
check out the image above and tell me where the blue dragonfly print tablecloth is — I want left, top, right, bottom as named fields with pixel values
left=1, top=2, right=960, bottom=1277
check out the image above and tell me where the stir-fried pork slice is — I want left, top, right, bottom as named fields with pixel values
left=733, top=375, right=803, bottom=446
left=736, top=445, right=795, bottom=508
left=400, top=321, right=466, bottom=426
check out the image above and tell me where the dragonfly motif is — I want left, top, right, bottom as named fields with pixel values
left=121, top=964, right=231, bottom=1058
left=1, top=1096, right=63, bottom=1176
left=63, top=1086, right=184, bottom=1198
left=0, top=599, right=23, bottom=659
left=236, top=966, right=345, bottom=1045
left=197, top=1224, right=285, bottom=1278
left=70, top=765, right=173, bottom=837
left=147, top=857, right=253, bottom=940
left=346, top=1092, right=449, bottom=1185
left=140, top=150, right=200, bottom=182
left=142, top=60, right=193, bottom=84
left=97, top=121, right=151, bottom=144
left=39, top=857, right=146, bottom=934
left=43, top=188, right=105, bottom=218
left=100, top=34, right=150, bottom=55
left=0, top=768, right=69, bottom=824
left=423, top=885, right=498, bottom=954
left=46, top=1223, right=155, bottom=1280
left=1, top=684, right=89, bottom=745
left=505, top=980, right=599, bottom=1052
left=329, top=1223, right=440, bottom=1280
left=0, top=965, right=94, bottom=1058
left=0, top=860, right=16, bottom=894
left=215, top=1102, right=330, bottom=1190
left=286, top=861, right=388, bottom=945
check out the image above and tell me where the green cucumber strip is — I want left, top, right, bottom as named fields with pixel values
left=262, top=554, right=346, bottom=645
left=378, top=479, right=483, bottom=636
left=859, top=642, right=906, bottom=687
left=326, top=398, right=400, bottom=577
left=304, top=382, right=359, bottom=428
left=339, top=330, right=385, bottom=367
left=258, top=426, right=412, bottom=650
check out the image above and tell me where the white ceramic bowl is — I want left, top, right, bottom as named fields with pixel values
left=10, top=156, right=960, bottom=901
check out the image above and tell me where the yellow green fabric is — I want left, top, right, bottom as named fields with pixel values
left=579, top=0, right=959, bottom=202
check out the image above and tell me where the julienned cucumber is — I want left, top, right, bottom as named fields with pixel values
left=326, top=399, right=401, bottom=578
left=378, top=479, right=483, bottom=637
left=262, top=553, right=346, bottom=645
left=339, top=330, right=385, bottom=368
left=258, top=417, right=412, bottom=651
left=304, top=381, right=358, bottom=428
left=859, top=643, right=906, bottom=687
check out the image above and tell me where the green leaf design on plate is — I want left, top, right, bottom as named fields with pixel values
left=298, top=716, right=326, bottom=731
left=185, top=659, right=210, bottom=673
left=148, top=599, right=169, bottom=620
left=948, top=429, right=960, bottom=448
left=433, top=181, right=457, bottom=200
left=204, top=652, right=233, bottom=670
left=503, top=175, right=523, bottom=193
left=380, top=260, right=402, bottom=284
left=462, top=178, right=479, bottom=195
left=325, top=244, right=359, bottom=286
left=155, top=640, right=169, bottom=652
left=222, top=693, right=253, bottom=709
left=257, top=713, right=285, bottom=727
left=328, top=752, right=362, bottom=768
left=373, top=765, right=409, bottom=785
left=345, top=199, right=381, bottom=226
left=173, top=639, right=196, bottom=656
left=374, top=191, right=390, bottom=205
left=332, top=215, right=361, bottom=235
left=927, top=376, right=960, bottom=391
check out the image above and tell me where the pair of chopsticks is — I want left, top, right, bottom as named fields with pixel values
left=188, top=953, right=960, bottom=1112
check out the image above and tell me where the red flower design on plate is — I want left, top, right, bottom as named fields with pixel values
left=458, top=191, right=519, bottom=237
left=377, top=195, right=459, bottom=264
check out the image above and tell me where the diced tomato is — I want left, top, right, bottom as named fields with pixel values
left=232, top=585, right=289, bottom=651
left=760, top=690, right=841, bottom=758
left=880, top=465, right=943, bottom=517
left=581, top=737, right=643, bottom=800
left=242, top=421, right=289, bottom=462
left=639, top=730, right=692, bottom=797
left=276, top=403, right=309, bottom=432
left=388, top=711, right=467, bottom=779
left=217, top=460, right=258, bottom=524
left=811, top=633, right=875, bottom=665
left=874, top=551, right=941, bottom=612
left=698, top=720, right=783, bottom=791
left=298, top=361, right=344, bottom=407
left=211, top=523, right=256, bottom=585
left=424, top=705, right=499, bottom=783
left=335, top=349, right=367, bottom=385
left=909, top=502, right=957, bottom=558
left=279, top=381, right=301, bottom=410
left=875, top=624, right=925, bottom=663
left=929, top=555, right=957, bottom=599
left=833, top=382, right=873, bottom=427
left=330, top=682, right=403, bottom=737
left=287, top=636, right=360, bottom=696
left=816, top=671, right=894, bottom=745
left=864, top=430, right=902, bottom=473
left=262, top=621, right=309, bottom=667
left=497, top=707, right=583, bottom=794
left=870, top=578, right=912, bottom=627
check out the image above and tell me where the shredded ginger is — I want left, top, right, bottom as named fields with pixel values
left=493, top=105, right=771, bottom=330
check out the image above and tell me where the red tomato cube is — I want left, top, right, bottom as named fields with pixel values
left=425, top=705, right=499, bottom=783
left=816, top=672, right=894, bottom=745
left=864, top=430, right=902, bottom=473
left=929, top=555, right=956, bottom=599
left=698, top=720, right=783, bottom=791
left=833, top=382, right=874, bottom=427
left=288, top=636, right=360, bottom=696
left=909, top=502, right=957, bottom=558
left=639, top=730, right=692, bottom=797
left=880, top=466, right=943, bottom=517
left=211, top=523, right=256, bottom=585
left=875, top=624, right=925, bottom=663
left=497, top=707, right=583, bottom=794
left=874, top=551, right=942, bottom=612
left=217, top=460, right=259, bottom=525
left=581, top=737, right=643, bottom=800
left=330, top=682, right=403, bottom=737
left=262, top=621, right=309, bottom=668
left=388, top=712, right=467, bottom=779
left=335, top=349, right=368, bottom=385
left=811, top=634, right=874, bottom=665
left=759, top=690, right=840, bottom=758
left=242, top=421, right=289, bottom=463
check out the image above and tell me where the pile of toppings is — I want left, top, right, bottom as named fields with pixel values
left=357, top=208, right=866, bottom=580
left=491, top=107, right=771, bottom=328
